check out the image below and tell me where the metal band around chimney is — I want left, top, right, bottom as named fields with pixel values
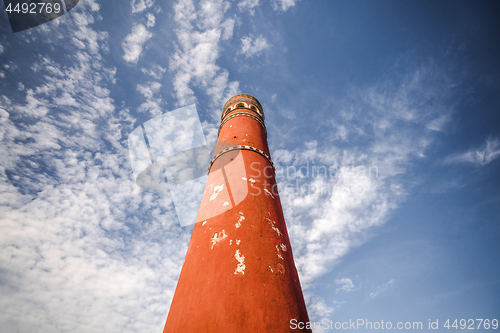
left=208, top=145, right=275, bottom=175
left=218, top=112, right=267, bottom=137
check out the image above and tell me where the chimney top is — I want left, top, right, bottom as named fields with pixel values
left=223, top=94, right=263, bottom=113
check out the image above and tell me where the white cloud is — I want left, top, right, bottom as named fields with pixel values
left=369, top=279, right=395, bottom=299
left=304, top=140, right=318, bottom=149
left=138, top=99, right=163, bottom=116
left=12, top=88, right=49, bottom=117
left=0, top=3, right=187, bottom=332
left=141, top=64, right=166, bottom=80
left=444, top=138, right=500, bottom=166
left=170, top=0, right=239, bottom=108
left=70, top=10, right=108, bottom=56
left=221, top=17, right=235, bottom=41
left=335, top=277, right=355, bottom=293
left=122, top=24, right=153, bottom=64
left=307, top=295, right=334, bottom=320
left=426, top=114, right=449, bottom=131
left=275, top=62, right=456, bottom=290
left=147, top=13, right=156, bottom=27
left=137, top=82, right=163, bottom=116
left=239, top=35, right=270, bottom=58
left=334, top=124, right=348, bottom=141
left=238, top=0, right=259, bottom=14
left=0, top=43, right=4, bottom=55
left=137, top=81, right=162, bottom=99
left=131, top=0, right=154, bottom=13
left=271, top=0, right=298, bottom=11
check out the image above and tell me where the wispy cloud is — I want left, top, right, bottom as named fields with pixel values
left=274, top=62, right=457, bottom=292
left=444, top=138, right=500, bottom=166
left=335, top=277, right=355, bottom=293
left=170, top=0, right=238, bottom=108
left=146, top=13, right=156, bottom=27
left=136, top=81, right=163, bottom=116
left=0, top=3, right=186, bottom=332
left=369, top=279, right=395, bottom=299
left=131, top=0, right=155, bottom=13
left=141, top=64, right=166, bottom=80
left=239, top=35, right=270, bottom=58
left=307, top=295, right=334, bottom=320
left=137, top=81, right=162, bottom=99
left=271, top=0, right=298, bottom=11
left=122, top=24, right=153, bottom=64
left=238, top=0, right=259, bottom=14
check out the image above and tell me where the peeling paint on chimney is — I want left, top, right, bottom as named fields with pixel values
left=211, top=230, right=228, bottom=249
left=234, top=249, right=245, bottom=275
left=264, top=188, right=275, bottom=199
left=235, top=214, right=245, bottom=228
left=209, top=184, right=224, bottom=201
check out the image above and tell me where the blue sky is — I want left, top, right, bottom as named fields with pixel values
left=0, top=0, right=499, bottom=332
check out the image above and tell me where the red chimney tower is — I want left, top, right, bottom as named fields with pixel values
left=163, top=94, right=311, bottom=332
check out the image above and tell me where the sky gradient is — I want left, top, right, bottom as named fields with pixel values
left=0, top=0, right=499, bottom=332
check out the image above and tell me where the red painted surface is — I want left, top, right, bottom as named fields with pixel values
left=163, top=94, right=311, bottom=332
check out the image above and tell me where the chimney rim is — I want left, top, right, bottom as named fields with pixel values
left=223, top=94, right=263, bottom=113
